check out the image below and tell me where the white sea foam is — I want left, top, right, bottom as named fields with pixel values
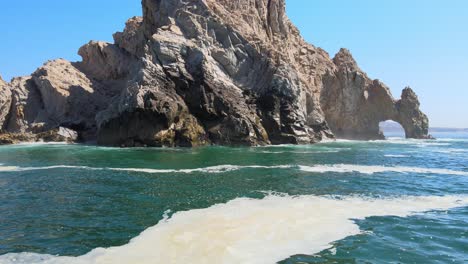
left=1, top=194, right=466, bottom=264
left=259, top=150, right=342, bottom=154
left=415, top=142, right=451, bottom=147
left=0, top=165, right=96, bottom=172
left=0, top=166, right=20, bottom=172
left=434, top=149, right=468, bottom=154
left=298, top=164, right=468, bottom=176
left=15, top=142, right=73, bottom=146
left=291, top=150, right=342, bottom=154
left=0, top=165, right=293, bottom=174
left=333, top=138, right=451, bottom=147
left=435, top=138, right=468, bottom=143
left=384, top=154, right=409, bottom=158
left=1, top=164, right=467, bottom=176
left=381, top=140, right=450, bottom=147
left=113, top=164, right=468, bottom=176
left=110, top=165, right=293, bottom=174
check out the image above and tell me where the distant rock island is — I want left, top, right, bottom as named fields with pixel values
left=0, top=0, right=431, bottom=147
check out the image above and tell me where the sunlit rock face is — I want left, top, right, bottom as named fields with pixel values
left=321, top=49, right=430, bottom=140
left=0, top=0, right=430, bottom=146
left=0, top=75, right=12, bottom=129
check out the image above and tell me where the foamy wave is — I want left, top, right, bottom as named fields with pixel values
left=110, top=165, right=293, bottom=174
left=0, top=166, right=20, bottom=172
left=0, top=165, right=293, bottom=174
left=435, top=149, right=468, bottom=154
left=1, top=194, right=466, bottom=264
left=334, top=138, right=451, bottom=147
left=381, top=140, right=450, bottom=147
left=259, top=150, right=342, bottom=154
left=12, top=142, right=73, bottom=147
left=1, top=164, right=467, bottom=176
left=0, top=165, right=96, bottom=172
left=435, top=138, right=468, bottom=142
left=298, top=164, right=468, bottom=176
left=384, top=154, right=409, bottom=158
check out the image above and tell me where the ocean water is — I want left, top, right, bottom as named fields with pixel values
left=0, top=132, right=467, bottom=263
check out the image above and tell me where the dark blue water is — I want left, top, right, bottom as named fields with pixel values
left=0, top=132, right=467, bottom=263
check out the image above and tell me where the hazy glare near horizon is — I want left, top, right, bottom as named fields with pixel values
left=0, top=0, right=466, bottom=128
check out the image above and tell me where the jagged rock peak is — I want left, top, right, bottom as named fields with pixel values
left=113, top=16, right=144, bottom=56
left=333, top=48, right=360, bottom=72
left=139, top=0, right=305, bottom=60
left=401, top=87, right=419, bottom=104
left=396, top=87, right=430, bottom=139
left=141, top=0, right=289, bottom=33
left=205, top=0, right=290, bottom=38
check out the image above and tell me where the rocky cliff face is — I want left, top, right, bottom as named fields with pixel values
left=0, top=75, right=12, bottom=129
left=0, top=0, right=431, bottom=146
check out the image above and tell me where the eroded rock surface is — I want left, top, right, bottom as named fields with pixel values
left=0, top=75, right=11, bottom=129
left=0, top=0, right=431, bottom=146
left=321, top=49, right=430, bottom=139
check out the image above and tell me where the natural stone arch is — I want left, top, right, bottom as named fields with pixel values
left=321, top=49, right=431, bottom=140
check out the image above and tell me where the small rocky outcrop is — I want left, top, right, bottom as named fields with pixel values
left=396, top=88, right=430, bottom=139
left=0, top=127, right=78, bottom=145
left=0, top=0, right=431, bottom=146
left=36, top=127, right=79, bottom=143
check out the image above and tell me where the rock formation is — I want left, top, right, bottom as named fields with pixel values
left=0, top=0, right=431, bottom=146
left=0, top=75, right=12, bottom=129
left=321, top=49, right=430, bottom=139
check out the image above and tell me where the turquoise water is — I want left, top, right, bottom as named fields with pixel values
left=0, top=132, right=467, bottom=263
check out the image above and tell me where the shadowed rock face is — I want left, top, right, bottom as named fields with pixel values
left=0, top=0, right=431, bottom=146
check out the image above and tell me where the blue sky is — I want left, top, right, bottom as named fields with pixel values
left=0, top=0, right=466, bottom=127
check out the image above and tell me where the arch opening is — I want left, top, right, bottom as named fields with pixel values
left=379, top=120, right=405, bottom=139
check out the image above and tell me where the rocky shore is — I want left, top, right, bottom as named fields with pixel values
left=0, top=0, right=431, bottom=147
